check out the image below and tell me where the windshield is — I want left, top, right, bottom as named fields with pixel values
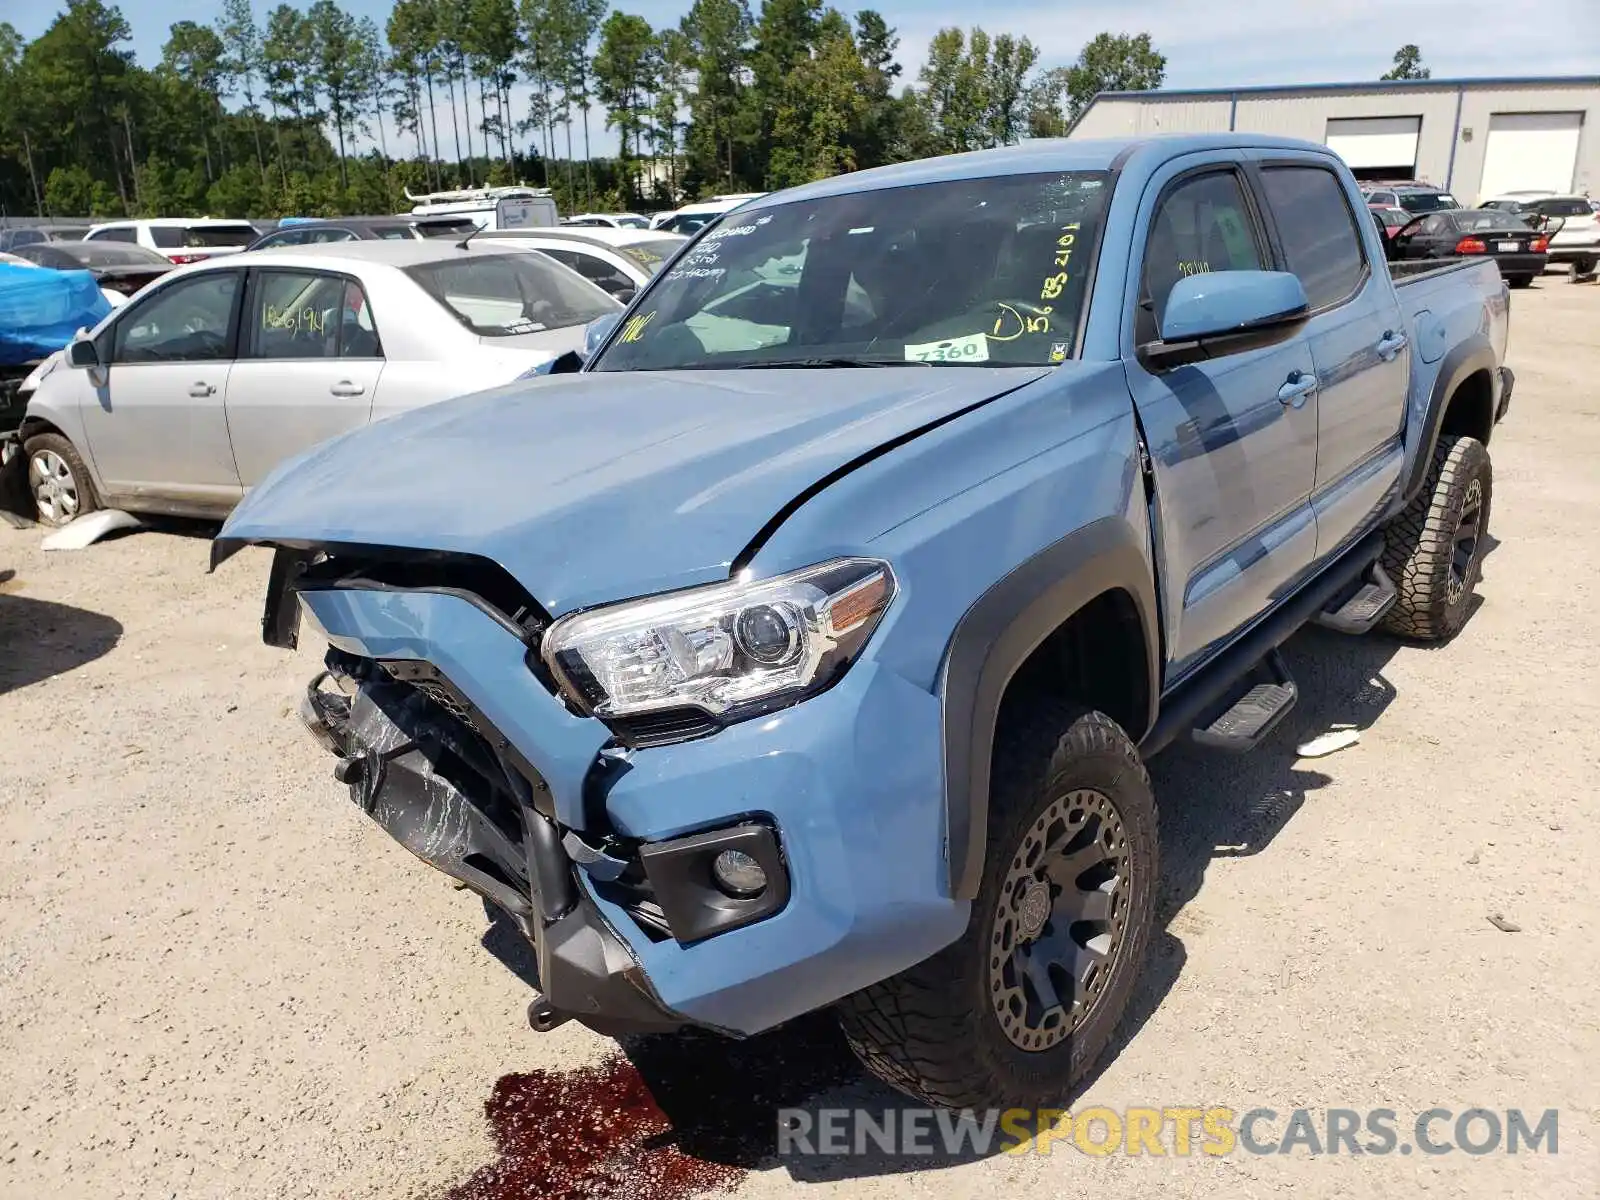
left=151, top=224, right=257, bottom=247
left=616, top=236, right=686, bottom=274
left=613, top=216, right=649, bottom=229
left=405, top=251, right=619, bottom=336
left=1398, top=191, right=1458, bottom=213
left=1454, top=210, right=1531, bottom=232
left=416, top=218, right=478, bottom=238
left=594, top=171, right=1112, bottom=371
left=659, top=212, right=716, bottom=235
left=1537, top=199, right=1592, bottom=217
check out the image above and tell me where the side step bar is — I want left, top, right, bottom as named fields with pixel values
left=1314, top=562, right=1398, bottom=634
left=1192, top=648, right=1297, bottom=752
left=1142, top=531, right=1385, bottom=757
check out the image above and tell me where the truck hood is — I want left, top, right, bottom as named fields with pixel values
left=218, top=365, right=1049, bottom=613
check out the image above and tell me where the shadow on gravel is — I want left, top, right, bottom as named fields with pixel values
left=0, top=591, right=122, bottom=694
left=452, top=620, right=1451, bottom=1193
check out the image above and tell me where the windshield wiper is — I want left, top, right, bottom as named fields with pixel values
left=735, top=356, right=933, bottom=369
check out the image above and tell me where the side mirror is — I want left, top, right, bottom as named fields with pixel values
left=1143, top=270, right=1309, bottom=371
left=582, top=311, right=621, bottom=360
left=67, top=337, right=100, bottom=369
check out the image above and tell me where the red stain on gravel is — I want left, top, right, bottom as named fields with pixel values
left=445, top=1015, right=862, bottom=1200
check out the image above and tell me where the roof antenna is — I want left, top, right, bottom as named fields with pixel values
left=456, top=221, right=484, bottom=251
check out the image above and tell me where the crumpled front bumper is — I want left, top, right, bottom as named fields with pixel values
left=292, top=584, right=969, bottom=1037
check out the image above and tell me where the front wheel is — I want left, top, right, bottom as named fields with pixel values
left=23, top=432, right=100, bottom=528
left=837, top=705, right=1158, bottom=1109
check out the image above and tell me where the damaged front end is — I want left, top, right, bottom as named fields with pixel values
left=300, top=648, right=687, bottom=1037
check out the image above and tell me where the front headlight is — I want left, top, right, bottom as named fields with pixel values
left=542, top=558, right=896, bottom=725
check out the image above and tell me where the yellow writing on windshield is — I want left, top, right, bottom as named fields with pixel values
left=1038, top=222, right=1081, bottom=306
left=619, top=311, right=656, bottom=343
left=990, top=301, right=1052, bottom=342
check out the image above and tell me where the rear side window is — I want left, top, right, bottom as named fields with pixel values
left=1142, top=170, right=1265, bottom=326
left=1261, top=167, right=1367, bottom=309
left=246, top=270, right=381, bottom=359
left=151, top=224, right=257, bottom=248
left=90, top=226, right=139, bottom=243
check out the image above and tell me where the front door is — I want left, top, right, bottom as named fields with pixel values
left=224, top=268, right=384, bottom=488
left=1122, top=161, right=1321, bottom=679
left=79, top=268, right=245, bottom=509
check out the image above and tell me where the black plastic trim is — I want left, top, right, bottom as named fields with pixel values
left=939, top=516, right=1161, bottom=900
left=638, top=823, right=790, bottom=943
left=1400, top=336, right=1498, bottom=503
left=1140, top=530, right=1383, bottom=756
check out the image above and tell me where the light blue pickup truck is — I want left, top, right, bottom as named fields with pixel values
left=215, top=134, right=1511, bottom=1108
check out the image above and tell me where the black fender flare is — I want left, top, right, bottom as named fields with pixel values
left=938, top=516, right=1160, bottom=900
left=1401, top=336, right=1499, bottom=504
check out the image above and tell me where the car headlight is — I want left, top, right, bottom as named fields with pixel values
left=542, top=558, right=895, bottom=725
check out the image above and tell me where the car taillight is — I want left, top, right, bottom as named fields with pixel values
left=1530, top=236, right=1549, bottom=253
left=167, top=253, right=202, bottom=264
left=1454, top=237, right=1487, bottom=254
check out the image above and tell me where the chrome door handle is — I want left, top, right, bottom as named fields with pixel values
left=188, top=382, right=216, bottom=397
left=329, top=380, right=366, bottom=397
left=1376, top=331, right=1409, bottom=361
left=1277, top=372, right=1318, bottom=407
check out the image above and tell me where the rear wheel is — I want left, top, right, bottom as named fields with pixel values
left=1506, top=275, right=1534, bottom=289
left=1380, top=434, right=1491, bottom=642
left=23, top=432, right=99, bottom=528
left=837, top=705, right=1158, bottom=1109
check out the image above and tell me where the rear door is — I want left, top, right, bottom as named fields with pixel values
left=78, top=268, right=245, bottom=508
left=224, top=267, right=384, bottom=488
left=1122, top=157, right=1320, bottom=677
left=1254, top=158, right=1408, bottom=559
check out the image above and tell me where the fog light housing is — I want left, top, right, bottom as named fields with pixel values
left=711, top=849, right=767, bottom=897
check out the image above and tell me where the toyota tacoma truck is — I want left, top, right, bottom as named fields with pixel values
left=213, top=134, right=1512, bottom=1108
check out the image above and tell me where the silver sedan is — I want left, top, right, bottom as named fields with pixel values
left=18, top=240, right=620, bottom=525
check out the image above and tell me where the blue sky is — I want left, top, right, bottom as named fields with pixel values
left=12, top=0, right=1599, bottom=158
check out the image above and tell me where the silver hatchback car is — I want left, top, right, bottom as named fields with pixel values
left=18, top=240, right=619, bottom=525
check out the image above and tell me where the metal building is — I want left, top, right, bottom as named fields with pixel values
left=1070, top=76, right=1600, bottom=204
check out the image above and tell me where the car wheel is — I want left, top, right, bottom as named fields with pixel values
left=1380, top=434, right=1491, bottom=642
left=836, top=705, right=1158, bottom=1109
left=24, top=432, right=100, bottom=528
left=1506, top=275, right=1534, bottom=289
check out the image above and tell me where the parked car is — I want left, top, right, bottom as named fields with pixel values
left=476, top=227, right=688, bottom=301
left=14, top=240, right=619, bottom=525
left=649, top=193, right=766, bottom=234
left=246, top=215, right=479, bottom=250
left=1478, top=194, right=1599, bottom=269
left=561, top=212, right=651, bottom=230
left=11, top=240, right=174, bottom=306
left=406, top=185, right=559, bottom=231
left=1368, top=204, right=1412, bottom=239
left=1390, top=208, right=1548, bottom=286
left=0, top=224, right=87, bottom=252
left=1362, top=184, right=1460, bottom=213
left=215, top=133, right=1512, bottom=1109
left=83, top=218, right=259, bottom=264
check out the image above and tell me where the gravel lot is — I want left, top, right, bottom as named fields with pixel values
left=2, top=281, right=1597, bottom=1200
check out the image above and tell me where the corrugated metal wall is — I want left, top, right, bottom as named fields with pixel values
left=1070, top=81, right=1600, bottom=204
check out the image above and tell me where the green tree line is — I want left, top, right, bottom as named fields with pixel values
left=0, top=0, right=1168, bottom=220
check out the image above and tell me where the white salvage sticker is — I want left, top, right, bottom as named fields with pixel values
left=905, top=332, right=990, bottom=363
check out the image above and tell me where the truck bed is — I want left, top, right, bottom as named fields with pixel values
left=1390, top=257, right=1487, bottom=286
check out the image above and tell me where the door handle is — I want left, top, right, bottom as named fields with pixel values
left=1376, top=330, right=1409, bottom=361
left=188, top=382, right=216, bottom=397
left=1277, top=372, right=1318, bottom=407
left=329, top=380, right=366, bottom=397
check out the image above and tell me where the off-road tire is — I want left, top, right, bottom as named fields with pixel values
left=1379, top=434, right=1491, bottom=641
left=22, top=431, right=100, bottom=528
left=836, top=705, right=1158, bottom=1109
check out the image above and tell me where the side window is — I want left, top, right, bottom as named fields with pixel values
left=111, top=272, right=240, bottom=363
left=246, top=271, right=380, bottom=360
left=1419, top=214, right=1449, bottom=236
left=94, top=227, right=138, bottom=244
left=1142, top=170, right=1265, bottom=327
left=304, top=228, right=357, bottom=244
left=1260, top=166, right=1367, bottom=309
left=544, top=248, right=636, bottom=299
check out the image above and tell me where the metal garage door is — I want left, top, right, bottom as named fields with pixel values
left=1477, top=112, right=1583, bottom=200
left=1325, top=116, right=1422, bottom=180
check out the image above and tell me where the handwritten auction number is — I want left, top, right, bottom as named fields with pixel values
left=912, top=341, right=983, bottom=362
left=264, top=304, right=325, bottom=336
left=1039, top=223, right=1081, bottom=304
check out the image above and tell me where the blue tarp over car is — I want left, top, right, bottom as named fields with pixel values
left=0, top=262, right=110, bottom=366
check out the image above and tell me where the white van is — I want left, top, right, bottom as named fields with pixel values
left=406, top=186, right=560, bottom=232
